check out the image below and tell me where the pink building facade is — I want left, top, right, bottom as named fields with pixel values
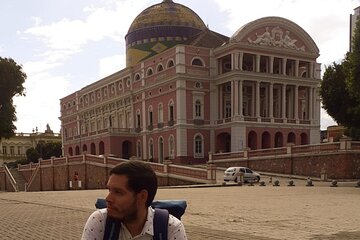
left=60, top=1, right=321, bottom=164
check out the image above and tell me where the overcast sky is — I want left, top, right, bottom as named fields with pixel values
left=1, top=0, right=360, bottom=133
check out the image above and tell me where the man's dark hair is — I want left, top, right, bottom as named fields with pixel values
left=110, top=160, right=158, bottom=207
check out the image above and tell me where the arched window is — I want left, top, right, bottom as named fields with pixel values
left=149, top=139, right=154, bottom=161
left=195, top=100, right=201, bottom=117
left=90, top=143, right=96, bottom=155
left=191, top=58, right=204, bottom=66
left=75, top=146, right=80, bottom=155
left=99, top=141, right=105, bottom=155
left=194, top=134, right=204, bottom=157
left=136, top=110, right=141, bottom=129
left=158, top=137, right=164, bottom=163
left=168, top=100, right=174, bottom=123
left=134, top=73, right=141, bottom=81
left=169, top=135, right=174, bottom=159
left=157, top=64, right=164, bottom=72
left=148, top=106, right=153, bottom=127
left=68, top=147, right=73, bottom=156
left=137, top=141, right=142, bottom=159
left=147, top=68, right=153, bottom=76
left=158, top=103, right=163, bottom=123
left=167, top=59, right=174, bottom=68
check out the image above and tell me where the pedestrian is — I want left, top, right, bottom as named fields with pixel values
left=81, top=160, right=187, bottom=239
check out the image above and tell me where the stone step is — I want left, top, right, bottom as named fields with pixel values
left=9, top=168, right=27, bottom=191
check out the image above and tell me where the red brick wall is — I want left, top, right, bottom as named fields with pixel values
left=215, top=152, right=360, bottom=179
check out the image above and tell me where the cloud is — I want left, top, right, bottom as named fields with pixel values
left=212, top=0, right=356, bottom=65
left=320, top=109, right=336, bottom=130
left=98, top=54, right=125, bottom=79
left=14, top=70, right=70, bottom=133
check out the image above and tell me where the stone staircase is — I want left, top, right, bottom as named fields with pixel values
left=9, top=168, right=27, bottom=191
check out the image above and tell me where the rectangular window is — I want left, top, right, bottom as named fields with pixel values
left=10, top=146, right=15, bottom=156
left=17, top=146, right=22, bottom=155
left=149, top=111, right=153, bottom=125
left=169, top=105, right=174, bottom=121
left=2, top=146, right=7, bottom=155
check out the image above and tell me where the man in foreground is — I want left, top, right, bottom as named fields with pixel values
left=81, top=160, right=187, bottom=239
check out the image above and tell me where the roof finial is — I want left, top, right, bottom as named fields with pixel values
left=162, top=0, right=173, bottom=3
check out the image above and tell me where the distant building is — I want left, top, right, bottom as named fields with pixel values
left=350, top=6, right=360, bottom=51
left=0, top=124, right=61, bottom=165
left=60, top=0, right=321, bottom=164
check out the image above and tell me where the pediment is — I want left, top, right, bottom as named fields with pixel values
left=230, top=17, right=319, bottom=55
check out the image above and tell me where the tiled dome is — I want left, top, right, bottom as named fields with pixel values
left=127, top=0, right=206, bottom=34
left=125, top=0, right=207, bottom=67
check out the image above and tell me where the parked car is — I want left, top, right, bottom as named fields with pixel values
left=223, top=167, right=261, bottom=183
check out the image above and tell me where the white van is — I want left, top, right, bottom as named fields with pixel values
left=223, top=167, right=261, bottom=183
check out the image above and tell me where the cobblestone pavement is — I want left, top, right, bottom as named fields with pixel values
left=0, top=182, right=359, bottom=239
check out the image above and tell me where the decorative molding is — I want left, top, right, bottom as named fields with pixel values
left=248, top=26, right=305, bottom=51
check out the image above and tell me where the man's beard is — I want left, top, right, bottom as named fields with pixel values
left=117, top=196, right=139, bottom=224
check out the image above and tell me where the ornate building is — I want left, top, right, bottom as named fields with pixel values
left=0, top=124, right=61, bottom=165
left=60, top=0, right=321, bottom=164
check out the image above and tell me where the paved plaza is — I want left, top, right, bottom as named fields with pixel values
left=1, top=178, right=360, bottom=240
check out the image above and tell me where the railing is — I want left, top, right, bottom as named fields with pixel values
left=248, top=147, right=287, bottom=157
left=25, top=165, right=40, bottom=192
left=211, top=140, right=360, bottom=162
left=4, top=165, right=18, bottom=192
left=168, top=164, right=207, bottom=179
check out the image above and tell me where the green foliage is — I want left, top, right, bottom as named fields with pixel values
left=36, top=141, right=62, bottom=160
left=0, top=57, right=26, bottom=139
left=26, top=148, right=40, bottom=163
left=320, top=18, right=360, bottom=131
left=25, top=142, right=62, bottom=163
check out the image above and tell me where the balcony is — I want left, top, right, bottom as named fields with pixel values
left=193, top=119, right=204, bottom=125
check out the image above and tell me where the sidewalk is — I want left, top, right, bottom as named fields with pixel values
left=0, top=184, right=359, bottom=239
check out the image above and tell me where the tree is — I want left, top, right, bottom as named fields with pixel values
left=26, top=147, right=41, bottom=163
left=320, top=19, right=360, bottom=140
left=320, top=61, right=351, bottom=126
left=36, top=142, right=62, bottom=159
left=0, top=57, right=26, bottom=139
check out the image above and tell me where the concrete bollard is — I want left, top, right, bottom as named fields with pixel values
left=356, top=180, right=360, bottom=188
left=306, top=178, right=314, bottom=187
left=248, top=180, right=254, bottom=186
left=273, top=179, right=280, bottom=186
left=288, top=180, right=295, bottom=187
left=330, top=180, right=338, bottom=187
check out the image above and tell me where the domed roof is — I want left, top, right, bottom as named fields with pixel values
left=128, top=0, right=206, bottom=34
left=125, top=0, right=208, bottom=67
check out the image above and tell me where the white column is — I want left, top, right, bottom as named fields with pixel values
left=310, top=62, right=314, bottom=78
left=256, top=55, right=261, bottom=72
left=294, top=85, right=299, bottom=120
left=282, top=84, right=286, bottom=119
left=256, top=81, right=260, bottom=119
left=269, top=56, right=274, bottom=74
left=234, top=53, right=239, bottom=70
left=282, top=58, right=287, bottom=75
left=295, top=60, right=299, bottom=77
left=269, top=83, right=274, bottom=119
left=239, top=80, right=243, bottom=117
left=219, top=86, right=223, bottom=119
left=239, top=52, right=244, bottom=70
left=234, top=80, right=239, bottom=115
left=309, top=87, right=313, bottom=120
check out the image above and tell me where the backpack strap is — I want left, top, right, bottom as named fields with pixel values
left=103, top=216, right=121, bottom=240
left=153, top=208, right=169, bottom=240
